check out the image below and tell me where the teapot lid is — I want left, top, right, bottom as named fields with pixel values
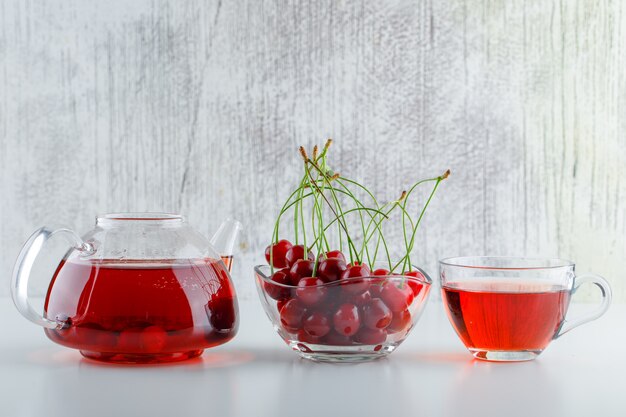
left=80, top=212, right=218, bottom=261
left=96, top=213, right=184, bottom=227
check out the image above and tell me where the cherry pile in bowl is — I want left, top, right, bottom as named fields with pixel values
left=256, top=239, right=432, bottom=361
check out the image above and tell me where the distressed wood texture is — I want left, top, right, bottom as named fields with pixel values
left=0, top=0, right=624, bottom=301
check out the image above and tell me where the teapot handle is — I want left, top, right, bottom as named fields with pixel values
left=11, top=227, right=94, bottom=329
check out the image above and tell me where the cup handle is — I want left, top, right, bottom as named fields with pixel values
left=555, top=273, right=612, bottom=338
left=11, top=227, right=95, bottom=329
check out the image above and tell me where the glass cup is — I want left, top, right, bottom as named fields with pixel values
left=439, top=256, right=612, bottom=361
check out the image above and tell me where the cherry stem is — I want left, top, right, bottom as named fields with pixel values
left=298, top=175, right=307, bottom=253
left=398, top=177, right=439, bottom=272
left=272, top=142, right=449, bottom=279
left=306, top=206, right=389, bottom=249
left=270, top=186, right=306, bottom=274
left=303, top=158, right=360, bottom=263
left=332, top=177, right=376, bottom=267
left=362, top=200, right=403, bottom=271
left=307, top=165, right=328, bottom=276
left=392, top=170, right=450, bottom=272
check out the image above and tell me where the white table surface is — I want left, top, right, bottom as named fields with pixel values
left=1, top=296, right=624, bottom=417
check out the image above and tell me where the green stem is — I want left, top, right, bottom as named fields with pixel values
left=333, top=178, right=375, bottom=267
left=392, top=175, right=445, bottom=272
left=299, top=176, right=307, bottom=252
left=361, top=201, right=401, bottom=271
left=308, top=167, right=326, bottom=276
left=270, top=186, right=305, bottom=274
left=293, top=174, right=308, bottom=246
left=303, top=160, right=360, bottom=263
left=306, top=206, right=389, bottom=249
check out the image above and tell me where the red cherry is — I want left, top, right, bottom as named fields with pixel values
left=118, top=327, right=143, bottom=351
left=303, top=312, right=331, bottom=337
left=297, top=329, right=322, bottom=344
left=72, top=324, right=114, bottom=350
left=362, top=299, right=393, bottom=330
left=94, top=329, right=118, bottom=350
left=264, top=239, right=293, bottom=268
left=316, top=289, right=342, bottom=312
left=340, top=264, right=372, bottom=295
left=264, top=268, right=292, bottom=300
left=387, top=309, right=412, bottom=334
left=141, top=325, right=168, bottom=352
left=405, top=270, right=425, bottom=296
left=380, top=281, right=415, bottom=312
left=280, top=299, right=307, bottom=332
left=289, top=260, right=315, bottom=285
left=408, top=282, right=423, bottom=297
left=323, top=250, right=347, bottom=263
left=350, top=290, right=372, bottom=307
left=368, top=274, right=386, bottom=297
left=405, top=269, right=425, bottom=279
left=277, top=299, right=288, bottom=312
left=354, top=327, right=387, bottom=345
left=369, top=283, right=384, bottom=297
left=323, top=331, right=353, bottom=346
left=333, top=303, right=361, bottom=336
left=317, top=257, right=348, bottom=283
left=296, top=277, right=327, bottom=305
left=208, top=296, right=237, bottom=332
left=285, top=245, right=314, bottom=267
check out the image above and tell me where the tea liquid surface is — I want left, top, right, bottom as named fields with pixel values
left=442, top=280, right=570, bottom=351
left=44, top=258, right=238, bottom=361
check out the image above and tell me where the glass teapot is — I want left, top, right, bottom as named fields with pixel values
left=11, top=213, right=242, bottom=364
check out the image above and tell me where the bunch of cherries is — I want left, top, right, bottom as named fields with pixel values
left=264, top=239, right=425, bottom=346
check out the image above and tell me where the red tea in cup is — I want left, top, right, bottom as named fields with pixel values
left=442, top=280, right=570, bottom=353
left=439, top=257, right=611, bottom=361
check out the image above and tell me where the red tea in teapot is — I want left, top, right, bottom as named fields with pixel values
left=44, top=258, right=238, bottom=363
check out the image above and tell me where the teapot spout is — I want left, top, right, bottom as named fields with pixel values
left=210, top=218, right=242, bottom=262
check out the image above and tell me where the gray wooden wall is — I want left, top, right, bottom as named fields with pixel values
left=1, top=0, right=624, bottom=301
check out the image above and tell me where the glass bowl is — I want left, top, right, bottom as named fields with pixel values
left=255, top=264, right=432, bottom=362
